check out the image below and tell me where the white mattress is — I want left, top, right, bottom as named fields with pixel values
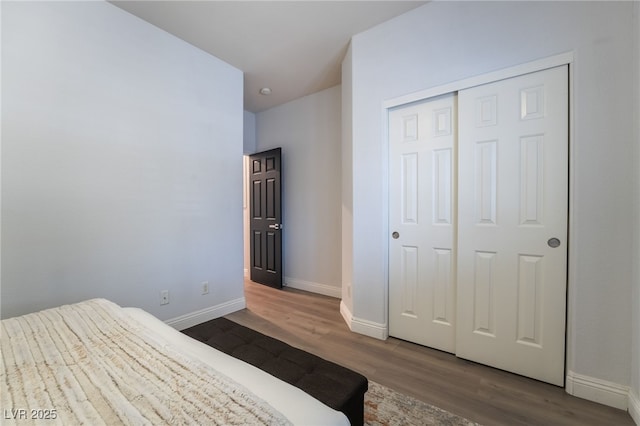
left=123, top=307, right=349, bottom=426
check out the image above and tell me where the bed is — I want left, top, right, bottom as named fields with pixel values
left=0, top=299, right=350, bottom=425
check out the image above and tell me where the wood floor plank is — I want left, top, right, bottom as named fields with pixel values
left=225, top=280, right=634, bottom=426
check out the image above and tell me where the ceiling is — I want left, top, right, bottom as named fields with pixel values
left=111, top=1, right=427, bottom=112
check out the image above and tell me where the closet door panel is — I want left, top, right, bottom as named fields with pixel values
left=456, top=66, right=568, bottom=386
left=388, top=94, right=457, bottom=353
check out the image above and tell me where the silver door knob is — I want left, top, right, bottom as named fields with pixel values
left=269, top=224, right=281, bottom=230
left=392, top=232, right=400, bottom=239
left=547, top=237, right=561, bottom=248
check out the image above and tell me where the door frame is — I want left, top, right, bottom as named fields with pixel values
left=382, top=51, right=575, bottom=378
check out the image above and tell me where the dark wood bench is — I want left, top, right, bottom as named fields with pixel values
left=182, top=317, right=368, bottom=425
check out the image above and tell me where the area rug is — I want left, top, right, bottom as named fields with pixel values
left=364, top=381, right=480, bottom=426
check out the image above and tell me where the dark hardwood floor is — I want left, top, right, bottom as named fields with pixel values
left=225, top=279, right=634, bottom=426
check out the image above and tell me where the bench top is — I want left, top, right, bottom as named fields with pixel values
left=183, top=317, right=368, bottom=424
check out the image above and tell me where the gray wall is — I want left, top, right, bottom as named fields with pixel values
left=243, top=111, right=257, bottom=276
left=344, top=0, right=636, bottom=394
left=341, top=44, right=354, bottom=311
left=243, top=111, right=257, bottom=155
left=255, top=86, right=342, bottom=297
left=1, top=1, right=244, bottom=321
left=632, top=1, right=640, bottom=420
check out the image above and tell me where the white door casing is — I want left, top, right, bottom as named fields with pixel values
left=388, top=93, right=457, bottom=353
left=456, top=66, right=568, bottom=386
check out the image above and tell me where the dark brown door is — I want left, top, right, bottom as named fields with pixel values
left=249, top=148, right=282, bottom=288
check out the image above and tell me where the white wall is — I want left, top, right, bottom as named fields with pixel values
left=1, top=2, right=244, bottom=322
left=344, top=0, right=635, bottom=397
left=255, top=86, right=342, bottom=297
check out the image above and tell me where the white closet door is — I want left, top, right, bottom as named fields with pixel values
left=388, top=94, right=457, bottom=353
left=456, top=66, right=568, bottom=385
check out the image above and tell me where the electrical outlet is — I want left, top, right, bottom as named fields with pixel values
left=160, top=290, right=169, bottom=305
left=201, top=281, right=209, bottom=295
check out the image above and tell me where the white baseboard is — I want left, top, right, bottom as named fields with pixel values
left=283, top=276, right=341, bottom=299
left=629, top=389, right=640, bottom=425
left=165, top=297, right=246, bottom=331
left=351, top=317, right=389, bottom=340
left=340, top=300, right=353, bottom=330
left=351, top=315, right=388, bottom=340
left=566, top=370, right=630, bottom=410
left=339, top=299, right=388, bottom=340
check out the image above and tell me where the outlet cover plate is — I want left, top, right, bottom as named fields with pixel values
left=160, top=290, right=169, bottom=305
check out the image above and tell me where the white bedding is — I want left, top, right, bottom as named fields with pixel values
left=123, top=307, right=349, bottom=426
left=1, top=299, right=348, bottom=425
